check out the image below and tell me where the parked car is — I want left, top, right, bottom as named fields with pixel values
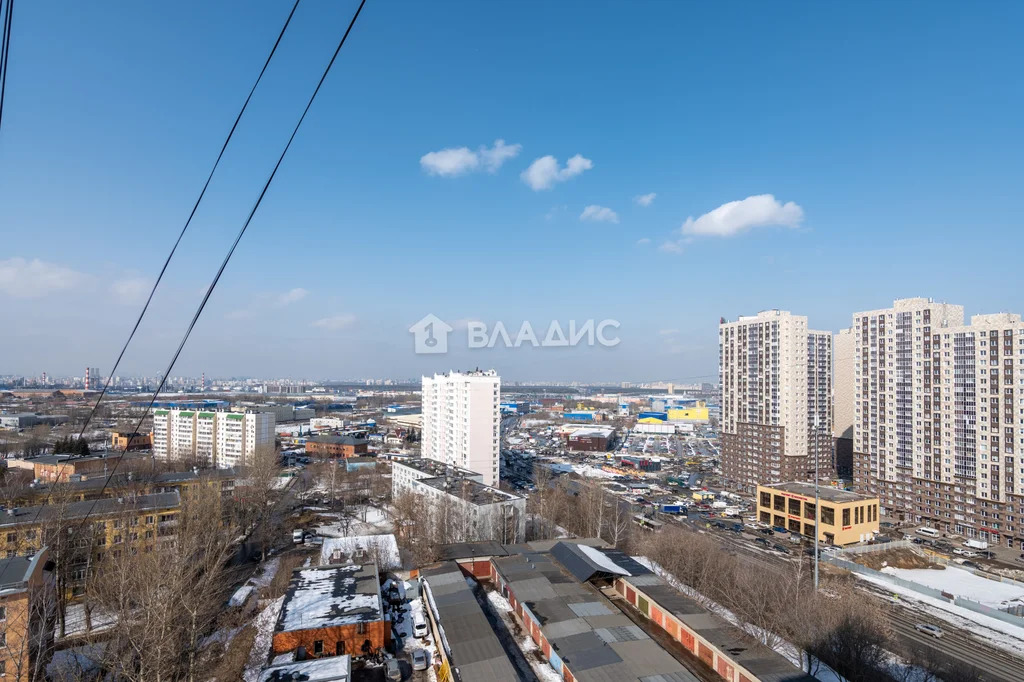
left=731, top=523, right=744, bottom=533
left=772, top=526, right=788, bottom=534
left=384, top=658, right=402, bottom=681
left=412, top=649, right=429, bottom=671
left=292, top=529, right=305, bottom=544
left=754, top=537, right=771, bottom=547
left=962, top=560, right=980, bottom=569
left=914, top=623, right=943, bottom=639
left=412, top=613, right=429, bottom=638
left=758, top=528, right=775, bottom=536
left=772, top=543, right=791, bottom=554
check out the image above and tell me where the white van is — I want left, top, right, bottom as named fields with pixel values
left=915, top=527, right=940, bottom=538
left=412, top=613, right=429, bottom=638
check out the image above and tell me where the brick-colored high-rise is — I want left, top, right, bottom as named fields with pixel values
left=848, top=297, right=1024, bottom=550
left=719, top=310, right=833, bottom=493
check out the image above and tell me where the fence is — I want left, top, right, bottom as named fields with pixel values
left=825, top=553, right=1024, bottom=629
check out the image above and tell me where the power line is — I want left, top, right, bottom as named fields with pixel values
left=72, top=0, right=368, bottom=532
left=0, top=0, right=14, bottom=136
left=31, top=0, right=304, bottom=521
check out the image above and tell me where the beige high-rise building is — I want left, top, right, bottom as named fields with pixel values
left=833, top=328, right=856, bottom=477
left=719, top=310, right=833, bottom=493
left=851, top=297, right=1024, bottom=549
left=421, top=370, right=501, bottom=486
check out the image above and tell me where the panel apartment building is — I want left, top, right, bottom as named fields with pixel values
left=421, top=370, right=500, bottom=486
left=847, top=297, right=1024, bottom=549
left=152, top=408, right=274, bottom=468
left=719, top=310, right=833, bottom=493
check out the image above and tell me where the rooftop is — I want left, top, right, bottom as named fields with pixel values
left=320, top=534, right=399, bottom=568
left=420, top=562, right=519, bottom=680
left=0, top=491, right=180, bottom=528
left=276, top=563, right=384, bottom=633
left=493, top=541, right=695, bottom=682
left=394, top=457, right=480, bottom=479
left=760, top=481, right=876, bottom=504
left=312, top=435, right=368, bottom=446
left=419, top=476, right=520, bottom=506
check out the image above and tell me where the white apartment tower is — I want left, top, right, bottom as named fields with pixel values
left=152, top=408, right=274, bottom=468
left=849, top=298, right=1024, bottom=549
left=719, top=310, right=833, bottom=492
left=421, top=370, right=500, bottom=486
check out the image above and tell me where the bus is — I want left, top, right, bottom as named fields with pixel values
left=915, top=527, right=939, bottom=538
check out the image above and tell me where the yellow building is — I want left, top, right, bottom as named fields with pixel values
left=0, top=492, right=180, bottom=597
left=756, top=482, right=879, bottom=546
left=666, top=402, right=709, bottom=422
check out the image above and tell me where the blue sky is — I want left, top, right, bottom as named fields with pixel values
left=2, top=1, right=1022, bottom=382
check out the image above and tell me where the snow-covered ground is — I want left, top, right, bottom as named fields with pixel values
left=856, top=572, right=1024, bottom=656
left=47, top=643, right=105, bottom=682
left=243, top=597, right=284, bottom=682
left=485, top=589, right=562, bottom=682
left=571, top=464, right=617, bottom=479
left=249, top=557, right=281, bottom=589
left=392, top=589, right=437, bottom=682
left=880, top=565, right=1024, bottom=609
left=312, top=505, right=394, bottom=538
left=57, top=603, right=116, bottom=639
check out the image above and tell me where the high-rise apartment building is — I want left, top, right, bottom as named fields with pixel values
left=849, top=298, right=1024, bottom=549
left=719, top=310, right=833, bottom=493
left=833, top=328, right=856, bottom=478
left=421, top=370, right=500, bottom=486
left=152, top=408, right=274, bottom=468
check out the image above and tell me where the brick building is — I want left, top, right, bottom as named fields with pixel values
left=0, top=549, right=53, bottom=681
left=272, top=563, right=389, bottom=659
left=306, top=436, right=369, bottom=459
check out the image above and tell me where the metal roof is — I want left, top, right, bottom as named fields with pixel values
left=420, top=562, right=518, bottom=681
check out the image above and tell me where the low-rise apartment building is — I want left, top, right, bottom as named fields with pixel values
left=110, top=431, right=151, bottom=451
left=152, top=408, right=274, bottom=468
left=29, top=452, right=147, bottom=484
left=756, top=482, right=879, bottom=546
left=392, top=459, right=525, bottom=543
left=0, top=493, right=180, bottom=597
left=0, top=549, right=53, bottom=681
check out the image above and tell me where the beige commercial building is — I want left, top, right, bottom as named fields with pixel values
left=847, top=298, right=1024, bottom=549
left=719, top=310, right=834, bottom=493
left=756, top=482, right=879, bottom=546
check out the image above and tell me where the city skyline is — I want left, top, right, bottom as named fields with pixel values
left=2, top=2, right=1023, bottom=380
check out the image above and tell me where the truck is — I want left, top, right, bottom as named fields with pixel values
left=963, top=539, right=989, bottom=550
left=660, top=504, right=683, bottom=514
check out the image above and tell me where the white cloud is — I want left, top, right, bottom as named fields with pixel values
left=579, top=205, right=619, bottom=223
left=636, top=238, right=651, bottom=245
left=682, top=194, right=803, bottom=237
left=110, top=276, right=151, bottom=305
left=0, top=258, right=87, bottom=299
left=634, top=192, right=656, bottom=207
left=275, top=287, right=308, bottom=306
left=520, top=154, right=593, bottom=190
left=420, top=139, right=521, bottom=177
left=659, top=240, right=686, bottom=254
left=312, top=314, right=356, bottom=331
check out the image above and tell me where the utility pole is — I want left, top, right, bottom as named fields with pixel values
left=814, top=414, right=820, bottom=591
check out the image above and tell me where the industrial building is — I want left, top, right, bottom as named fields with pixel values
left=435, top=539, right=813, bottom=682
left=422, top=370, right=500, bottom=486
left=565, top=426, right=615, bottom=452
left=271, top=563, right=389, bottom=660
left=151, top=408, right=274, bottom=468
left=756, top=482, right=879, bottom=546
left=305, top=435, right=369, bottom=459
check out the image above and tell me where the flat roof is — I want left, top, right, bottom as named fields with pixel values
left=0, top=491, right=180, bottom=528
left=393, top=457, right=480, bottom=479
left=419, top=477, right=520, bottom=506
left=420, top=562, right=519, bottom=680
left=276, top=564, right=384, bottom=633
left=312, top=435, right=368, bottom=446
left=760, top=481, right=876, bottom=504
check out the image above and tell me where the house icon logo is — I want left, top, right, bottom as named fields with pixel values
left=409, top=314, right=453, bottom=354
